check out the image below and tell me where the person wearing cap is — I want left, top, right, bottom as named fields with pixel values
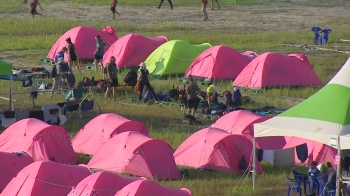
left=66, top=38, right=82, bottom=74
left=232, top=87, right=242, bottom=106
left=55, top=47, right=68, bottom=63
left=186, top=77, right=200, bottom=116
left=137, top=62, right=158, bottom=102
left=105, top=56, right=118, bottom=100
left=206, top=84, right=218, bottom=106
left=94, top=35, right=106, bottom=74
left=110, top=0, right=120, bottom=20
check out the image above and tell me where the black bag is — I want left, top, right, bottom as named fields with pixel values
left=50, top=65, right=57, bottom=78
left=124, top=70, right=137, bottom=86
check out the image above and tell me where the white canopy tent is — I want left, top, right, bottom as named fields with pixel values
left=252, top=57, right=350, bottom=196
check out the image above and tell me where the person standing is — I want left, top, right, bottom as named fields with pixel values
left=157, top=0, right=173, bottom=9
left=110, top=0, right=120, bottom=20
left=94, top=35, right=106, bottom=74
left=51, top=58, right=64, bottom=96
left=137, top=62, right=158, bottom=102
left=66, top=70, right=76, bottom=88
left=66, top=38, right=82, bottom=74
left=55, top=47, right=68, bottom=63
left=24, top=0, right=42, bottom=19
left=105, top=56, right=118, bottom=100
left=211, top=0, right=221, bottom=10
left=186, top=77, right=200, bottom=116
left=201, top=0, right=208, bottom=21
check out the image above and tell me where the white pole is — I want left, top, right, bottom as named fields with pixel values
left=10, top=76, right=14, bottom=111
left=252, top=137, right=256, bottom=190
left=336, top=137, right=341, bottom=196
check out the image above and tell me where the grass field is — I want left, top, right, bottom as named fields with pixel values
left=1, top=0, right=350, bottom=195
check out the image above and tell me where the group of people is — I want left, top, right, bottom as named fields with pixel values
left=24, top=0, right=221, bottom=21
left=184, top=77, right=242, bottom=116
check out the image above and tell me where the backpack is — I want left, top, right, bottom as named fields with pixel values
left=50, top=65, right=57, bottom=78
left=124, top=70, right=137, bottom=86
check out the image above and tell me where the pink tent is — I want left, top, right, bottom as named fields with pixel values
left=232, top=52, right=323, bottom=89
left=241, top=51, right=259, bottom=59
left=211, top=110, right=288, bottom=150
left=87, top=131, right=181, bottom=180
left=67, top=171, right=144, bottom=196
left=0, top=118, right=77, bottom=164
left=72, top=113, right=149, bottom=155
left=46, top=26, right=118, bottom=61
left=174, top=127, right=263, bottom=173
left=1, top=161, right=91, bottom=196
left=102, top=34, right=168, bottom=68
left=114, top=180, right=192, bottom=196
left=0, top=152, right=33, bottom=192
left=184, top=45, right=251, bottom=80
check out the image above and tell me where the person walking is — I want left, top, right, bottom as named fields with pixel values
left=94, top=35, right=106, bottom=74
left=157, top=0, right=173, bottom=9
left=201, top=0, right=208, bottom=21
left=24, top=0, right=42, bottom=19
left=110, top=0, right=120, bottom=20
left=105, top=56, right=118, bottom=100
left=66, top=38, right=82, bottom=74
left=211, top=0, right=220, bottom=10
left=137, top=62, right=158, bottom=102
left=186, top=77, right=200, bottom=116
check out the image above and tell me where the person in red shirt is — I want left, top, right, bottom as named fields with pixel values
left=201, top=0, right=208, bottom=21
left=23, top=0, right=42, bottom=19
left=110, top=0, right=120, bottom=20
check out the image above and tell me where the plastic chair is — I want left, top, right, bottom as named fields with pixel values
left=316, top=176, right=336, bottom=196
left=285, top=174, right=302, bottom=196
left=291, top=168, right=310, bottom=194
left=311, top=27, right=322, bottom=45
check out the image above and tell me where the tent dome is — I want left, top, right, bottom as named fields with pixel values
left=0, top=118, right=77, bottom=164
left=144, top=40, right=211, bottom=76
left=114, top=180, right=192, bottom=196
left=87, top=131, right=181, bottom=180
left=174, top=127, right=263, bottom=173
left=232, top=52, right=323, bottom=89
left=185, top=45, right=251, bottom=80
left=0, top=152, right=33, bottom=192
left=72, top=113, right=149, bottom=155
left=1, top=161, right=91, bottom=196
left=46, top=26, right=118, bottom=61
left=67, top=171, right=144, bottom=196
left=102, top=34, right=168, bottom=68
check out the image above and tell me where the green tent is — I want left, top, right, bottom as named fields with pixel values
left=0, top=60, right=12, bottom=75
left=144, top=40, right=211, bottom=76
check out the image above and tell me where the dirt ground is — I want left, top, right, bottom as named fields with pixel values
left=1, top=0, right=350, bottom=67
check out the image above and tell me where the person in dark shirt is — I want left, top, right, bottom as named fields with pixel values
left=105, top=56, right=118, bottom=100
left=66, top=38, right=82, bottom=74
left=308, top=161, right=321, bottom=192
left=66, top=70, right=75, bottom=88
left=137, top=62, right=158, bottom=102
left=186, top=77, right=200, bottom=116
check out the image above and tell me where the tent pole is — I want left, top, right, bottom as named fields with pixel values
left=10, top=76, right=14, bottom=111
left=252, top=137, right=256, bottom=190
left=336, top=137, right=341, bottom=196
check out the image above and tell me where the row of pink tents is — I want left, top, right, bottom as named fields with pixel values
left=45, top=26, right=322, bottom=89
left=0, top=155, right=191, bottom=196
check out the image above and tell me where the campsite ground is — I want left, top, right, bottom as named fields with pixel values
left=1, top=0, right=350, bottom=195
